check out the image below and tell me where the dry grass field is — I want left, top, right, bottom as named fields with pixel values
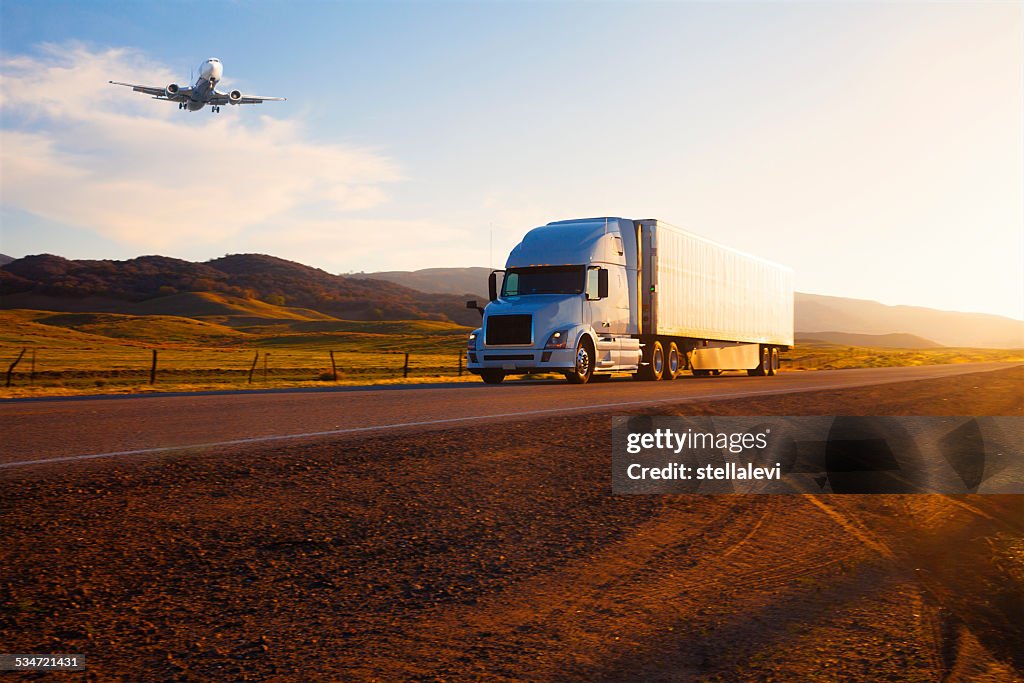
left=0, top=309, right=473, bottom=396
left=1, top=308, right=1022, bottom=398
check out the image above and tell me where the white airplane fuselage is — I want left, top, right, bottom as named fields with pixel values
left=182, top=58, right=225, bottom=111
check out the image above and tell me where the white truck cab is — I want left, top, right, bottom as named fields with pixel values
left=466, top=217, right=793, bottom=384
left=467, top=218, right=642, bottom=384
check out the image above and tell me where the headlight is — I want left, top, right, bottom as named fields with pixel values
left=468, top=331, right=479, bottom=351
left=544, top=329, right=570, bottom=349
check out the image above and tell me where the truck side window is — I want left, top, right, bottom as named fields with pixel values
left=586, top=268, right=600, bottom=299
left=613, top=236, right=624, bottom=256
left=503, top=272, right=519, bottom=296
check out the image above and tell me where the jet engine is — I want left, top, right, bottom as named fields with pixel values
left=228, top=90, right=242, bottom=103
left=165, top=83, right=180, bottom=98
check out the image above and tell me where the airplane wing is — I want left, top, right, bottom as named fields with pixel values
left=210, top=90, right=287, bottom=106
left=109, top=81, right=191, bottom=101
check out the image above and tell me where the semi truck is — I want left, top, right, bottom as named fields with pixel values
left=465, top=217, right=793, bottom=384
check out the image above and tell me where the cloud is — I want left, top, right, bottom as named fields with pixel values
left=0, top=43, right=402, bottom=250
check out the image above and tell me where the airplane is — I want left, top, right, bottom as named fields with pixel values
left=109, top=57, right=285, bottom=113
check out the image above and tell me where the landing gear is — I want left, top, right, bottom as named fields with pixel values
left=211, top=105, right=221, bottom=113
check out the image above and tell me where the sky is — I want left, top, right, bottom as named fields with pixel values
left=1, top=1, right=1021, bottom=320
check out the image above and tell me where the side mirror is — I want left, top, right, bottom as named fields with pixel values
left=488, top=272, right=498, bottom=302
left=598, top=268, right=609, bottom=299
left=466, top=299, right=484, bottom=317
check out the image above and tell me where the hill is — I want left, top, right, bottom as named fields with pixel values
left=795, top=331, right=942, bottom=349
left=5, top=257, right=1022, bottom=348
left=363, top=268, right=1024, bottom=349
left=1, top=254, right=481, bottom=326
left=0, top=254, right=14, bottom=266
left=796, top=292, right=1023, bottom=349
left=356, top=267, right=491, bottom=297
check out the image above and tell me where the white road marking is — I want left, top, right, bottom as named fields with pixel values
left=0, top=370, right=999, bottom=470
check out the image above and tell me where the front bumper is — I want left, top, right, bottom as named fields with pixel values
left=466, top=347, right=577, bottom=374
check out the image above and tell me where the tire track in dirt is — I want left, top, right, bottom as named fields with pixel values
left=345, top=495, right=879, bottom=681
left=806, top=494, right=1024, bottom=682
left=802, top=496, right=897, bottom=561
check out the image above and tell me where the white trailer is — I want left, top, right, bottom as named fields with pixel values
left=639, top=219, right=793, bottom=377
left=465, top=217, right=793, bottom=384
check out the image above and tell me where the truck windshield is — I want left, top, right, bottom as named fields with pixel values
left=502, top=266, right=585, bottom=296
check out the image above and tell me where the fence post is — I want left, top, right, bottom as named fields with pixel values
left=403, top=352, right=410, bottom=379
left=458, top=351, right=463, bottom=376
left=5, top=347, right=26, bottom=388
left=248, top=351, right=259, bottom=384
left=149, top=349, right=158, bottom=384
left=330, top=350, right=338, bottom=381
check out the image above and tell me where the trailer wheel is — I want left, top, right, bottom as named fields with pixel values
left=768, top=347, right=779, bottom=376
left=566, top=338, right=594, bottom=384
left=748, top=346, right=770, bottom=376
left=480, top=369, right=506, bottom=384
left=666, top=342, right=681, bottom=380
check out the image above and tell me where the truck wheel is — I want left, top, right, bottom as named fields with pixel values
left=639, top=340, right=665, bottom=381
left=566, top=338, right=594, bottom=384
left=666, top=342, right=681, bottom=380
left=768, top=347, right=779, bottom=376
left=480, top=369, right=506, bottom=384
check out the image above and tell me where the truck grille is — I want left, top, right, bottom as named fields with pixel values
left=485, top=315, right=532, bottom=345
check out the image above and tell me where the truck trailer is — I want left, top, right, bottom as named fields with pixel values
left=465, top=217, right=794, bottom=384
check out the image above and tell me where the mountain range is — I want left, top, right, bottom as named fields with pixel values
left=2, top=256, right=1021, bottom=348
left=361, top=268, right=1023, bottom=348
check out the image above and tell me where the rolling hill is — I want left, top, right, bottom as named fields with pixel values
left=1, top=254, right=481, bottom=327
left=4, top=257, right=1022, bottom=349
left=354, top=267, right=491, bottom=297
left=795, top=292, right=1023, bottom=349
left=362, top=268, right=1024, bottom=349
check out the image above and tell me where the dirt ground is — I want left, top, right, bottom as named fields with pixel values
left=2, top=367, right=1022, bottom=681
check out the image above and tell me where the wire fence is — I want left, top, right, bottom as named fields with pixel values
left=3, top=347, right=470, bottom=389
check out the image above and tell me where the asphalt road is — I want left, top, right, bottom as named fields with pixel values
left=1, top=362, right=1018, bottom=469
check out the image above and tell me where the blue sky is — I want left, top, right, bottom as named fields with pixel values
left=1, top=1, right=1022, bottom=320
